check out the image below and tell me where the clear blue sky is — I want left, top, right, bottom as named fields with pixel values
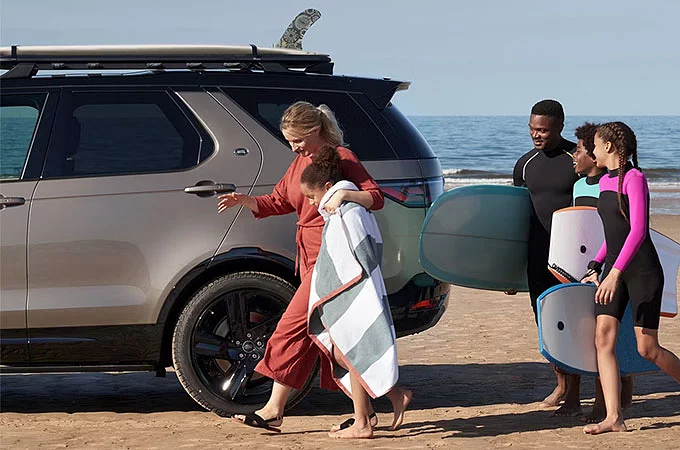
left=2, top=0, right=679, bottom=115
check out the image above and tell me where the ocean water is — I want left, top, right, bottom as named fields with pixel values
left=409, top=116, right=680, bottom=214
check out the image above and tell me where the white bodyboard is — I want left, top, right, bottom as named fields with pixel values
left=548, top=206, right=679, bottom=318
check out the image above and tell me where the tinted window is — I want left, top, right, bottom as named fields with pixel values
left=44, top=91, right=212, bottom=178
left=223, top=88, right=396, bottom=160
left=372, top=100, right=436, bottom=159
left=0, top=94, right=46, bottom=180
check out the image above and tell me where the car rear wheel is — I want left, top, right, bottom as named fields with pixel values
left=172, top=271, right=317, bottom=416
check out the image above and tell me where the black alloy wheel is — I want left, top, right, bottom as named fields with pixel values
left=172, top=271, right=318, bottom=416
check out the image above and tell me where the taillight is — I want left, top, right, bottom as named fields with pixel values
left=409, top=294, right=448, bottom=311
left=379, top=177, right=444, bottom=207
left=410, top=298, right=439, bottom=311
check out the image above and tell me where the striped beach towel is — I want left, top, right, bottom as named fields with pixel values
left=308, top=180, right=398, bottom=398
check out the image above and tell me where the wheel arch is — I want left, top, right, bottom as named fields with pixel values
left=156, top=247, right=298, bottom=367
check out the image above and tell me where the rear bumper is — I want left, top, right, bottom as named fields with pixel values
left=388, top=275, right=450, bottom=338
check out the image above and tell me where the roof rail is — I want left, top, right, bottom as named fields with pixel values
left=0, top=44, right=334, bottom=79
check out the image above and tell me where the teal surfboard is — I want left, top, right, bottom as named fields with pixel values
left=419, top=185, right=531, bottom=291
left=537, top=283, right=658, bottom=376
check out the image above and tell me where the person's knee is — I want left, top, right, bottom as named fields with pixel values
left=637, top=340, right=661, bottom=362
left=594, top=324, right=617, bottom=352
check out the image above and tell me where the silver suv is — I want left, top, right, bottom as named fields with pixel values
left=0, top=45, right=449, bottom=415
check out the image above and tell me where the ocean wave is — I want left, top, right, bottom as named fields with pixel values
left=441, top=166, right=680, bottom=184
left=443, top=176, right=680, bottom=190
left=444, top=177, right=680, bottom=189
left=442, top=168, right=511, bottom=178
left=642, top=168, right=680, bottom=180
left=648, top=182, right=680, bottom=190
left=444, top=177, right=512, bottom=186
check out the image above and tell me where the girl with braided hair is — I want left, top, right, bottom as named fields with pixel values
left=582, top=121, right=680, bottom=434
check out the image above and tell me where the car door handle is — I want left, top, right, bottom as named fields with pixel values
left=0, top=196, right=26, bottom=209
left=184, top=181, right=236, bottom=197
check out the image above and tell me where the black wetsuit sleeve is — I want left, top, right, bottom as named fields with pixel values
left=513, top=153, right=529, bottom=187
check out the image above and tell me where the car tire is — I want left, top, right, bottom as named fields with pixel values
left=172, top=271, right=318, bottom=416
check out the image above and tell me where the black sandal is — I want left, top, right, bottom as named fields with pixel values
left=338, top=412, right=377, bottom=430
left=233, top=413, right=282, bottom=433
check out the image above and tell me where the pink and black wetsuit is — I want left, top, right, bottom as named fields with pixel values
left=589, top=162, right=664, bottom=329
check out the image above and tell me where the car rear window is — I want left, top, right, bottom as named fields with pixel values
left=222, top=87, right=397, bottom=160
left=351, top=94, right=436, bottom=160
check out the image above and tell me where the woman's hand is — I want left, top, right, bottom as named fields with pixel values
left=594, top=269, right=621, bottom=305
left=323, top=190, right=346, bottom=214
left=217, top=192, right=257, bottom=214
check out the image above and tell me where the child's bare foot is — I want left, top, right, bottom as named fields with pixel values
left=583, top=417, right=627, bottom=435
left=330, top=412, right=378, bottom=432
left=540, top=385, right=565, bottom=407
left=581, top=405, right=606, bottom=424
left=328, top=421, right=373, bottom=439
left=582, top=375, right=631, bottom=423
left=553, top=403, right=582, bottom=417
left=388, top=387, right=412, bottom=431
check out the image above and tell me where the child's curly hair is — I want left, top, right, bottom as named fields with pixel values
left=574, top=122, right=599, bottom=159
left=300, top=146, right=343, bottom=188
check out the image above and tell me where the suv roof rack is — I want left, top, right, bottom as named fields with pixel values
left=0, top=44, right=334, bottom=79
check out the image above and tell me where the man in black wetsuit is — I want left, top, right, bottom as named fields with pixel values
left=513, top=99, right=578, bottom=408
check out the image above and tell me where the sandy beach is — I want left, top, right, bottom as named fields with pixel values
left=1, top=213, right=678, bottom=449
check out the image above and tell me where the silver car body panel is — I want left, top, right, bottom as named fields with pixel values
left=0, top=182, right=36, bottom=330
left=25, top=89, right=261, bottom=328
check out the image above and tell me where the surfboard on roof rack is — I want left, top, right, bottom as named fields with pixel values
left=0, top=44, right=333, bottom=79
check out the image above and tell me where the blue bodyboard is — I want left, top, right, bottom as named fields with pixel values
left=537, top=283, right=658, bottom=376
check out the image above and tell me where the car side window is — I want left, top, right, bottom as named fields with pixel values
left=43, top=91, right=211, bottom=178
left=0, top=93, right=47, bottom=181
left=223, top=88, right=396, bottom=160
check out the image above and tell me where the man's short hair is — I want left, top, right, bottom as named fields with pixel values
left=531, top=99, right=564, bottom=124
left=574, top=122, right=599, bottom=158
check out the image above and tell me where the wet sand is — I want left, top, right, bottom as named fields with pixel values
left=1, top=215, right=679, bottom=449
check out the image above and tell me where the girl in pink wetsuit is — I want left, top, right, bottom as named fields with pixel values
left=582, top=121, right=680, bottom=435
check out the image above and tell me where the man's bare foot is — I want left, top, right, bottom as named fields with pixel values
left=553, top=403, right=582, bottom=417
left=328, top=421, right=373, bottom=439
left=540, top=385, right=565, bottom=407
left=388, top=387, right=412, bottom=431
left=583, top=417, right=627, bottom=435
left=330, top=412, right=378, bottom=432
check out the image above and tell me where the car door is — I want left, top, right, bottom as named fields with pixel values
left=0, top=90, right=57, bottom=364
left=26, top=87, right=262, bottom=363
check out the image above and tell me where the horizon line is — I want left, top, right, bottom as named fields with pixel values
left=407, top=114, right=680, bottom=117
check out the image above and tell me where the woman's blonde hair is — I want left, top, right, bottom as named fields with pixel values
left=279, top=101, right=344, bottom=148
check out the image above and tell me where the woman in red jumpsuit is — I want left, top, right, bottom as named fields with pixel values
left=217, top=102, right=411, bottom=432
